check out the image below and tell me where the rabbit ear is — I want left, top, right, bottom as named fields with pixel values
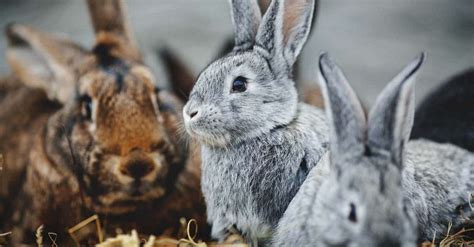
left=86, top=0, right=141, bottom=61
left=367, top=53, right=425, bottom=166
left=158, top=47, right=195, bottom=102
left=318, top=53, right=366, bottom=160
left=229, top=0, right=262, bottom=52
left=5, top=24, right=88, bottom=103
left=255, top=0, right=315, bottom=76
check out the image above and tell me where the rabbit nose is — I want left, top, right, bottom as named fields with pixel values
left=189, top=110, right=199, bottom=119
left=184, top=105, right=200, bottom=120
left=120, top=154, right=155, bottom=179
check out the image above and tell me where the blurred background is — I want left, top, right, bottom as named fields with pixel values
left=0, top=0, right=472, bottom=106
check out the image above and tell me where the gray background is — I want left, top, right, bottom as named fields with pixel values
left=0, top=0, right=473, bottom=106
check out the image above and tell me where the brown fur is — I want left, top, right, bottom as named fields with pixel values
left=280, top=0, right=318, bottom=45
left=302, top=84, right=324, bottom=109
left=0, top=75, right=61, bottom=226
left=159, top=48, right=196, bottom=102
left=0, top=1, right=207, bottom=245
left=86, top=0, right=141, bottom=61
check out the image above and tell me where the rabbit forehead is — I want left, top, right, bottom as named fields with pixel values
left=192, top=52, right=270, bottom=97
left=338, top=158, right=402, bottom=195
left=322, top=165, right=411, bottom=244
left=332, top=158, right=405, bottom=220
left=79, top=66, right=165, bottom=155
left=80, top=64, right=155, bottom=97
left=94, top=94, right=161, bottom=154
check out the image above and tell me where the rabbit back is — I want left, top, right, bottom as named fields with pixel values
left=403, top=139, right=474, bottom=240
left=201, top=103, right=328, bottom=243
left=0, top=76, right=60, bottom=224
left=272, top=151, right=331, bottom=246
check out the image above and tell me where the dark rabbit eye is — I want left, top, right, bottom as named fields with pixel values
left=80, top=95, right=93, bottom=120
left=348, top=203, right=357, bottom=223
left=232, top=76, right=247, bottom=93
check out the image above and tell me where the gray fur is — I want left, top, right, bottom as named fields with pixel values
left=368, top=54, right=422, bottom=166
left=255, top=0, right=315, bottom=77
left=201, top=104, right=328, bottom=244
left=318, top=53, right=366, bottom=164
left=403, top=140, right=474, bottom=240
left=274, top=53, right=474, bottom=246
left=230, top=0, right=261, bottom=52
left=183, top=0, right=322, bottom=245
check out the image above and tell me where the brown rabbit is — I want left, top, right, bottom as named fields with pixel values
left=0, top=0, right=207, bottom=245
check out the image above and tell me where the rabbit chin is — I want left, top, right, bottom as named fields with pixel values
left=185, top=126, right=232, bottom=148
left=85, top=186, right=166, bottom=214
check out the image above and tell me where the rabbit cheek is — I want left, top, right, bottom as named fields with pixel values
left=183, top=103, right=230, bottom=146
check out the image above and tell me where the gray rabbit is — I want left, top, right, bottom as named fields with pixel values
left=274, top=53, right=474, bottom=246
left=182, top=0, right=328, bottom=245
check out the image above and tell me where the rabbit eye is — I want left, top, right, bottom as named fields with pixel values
left=231, top=76, right=247, bottom=93
left=79, top=95, right=93, bottom=120
left=348, top=203, right=357, bottom=223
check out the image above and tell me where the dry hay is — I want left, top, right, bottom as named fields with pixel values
left=0, top=153, right=4, bottom=171
left=35, top=225, right=44, bottom=246
left=421, top=226, right=474, bottom=247
left=421, top=194, right=474, bottom=247
left=95, top=219, right=248, bottom=247
left=0, top=231, right=11, bottom=246
left=35, top=224, right=60, bottom=247
left=68, top=214, right=104, bottom=245
left=1, top=213, right=473, bottom=246
left=91, top=217, right=474, bottom=247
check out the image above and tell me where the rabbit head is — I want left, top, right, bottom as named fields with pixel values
left=5, top=0, right=186, bottom=214
left=312, top=53, right=425, bottom=247
left=183, top=0, right=316, bottom=147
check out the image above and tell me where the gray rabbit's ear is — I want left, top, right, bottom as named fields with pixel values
left=255, top=0, right=316, bottom=76
left=318, top=53, right=366, bottom=160
left=367, top=53, right=425, bottom=166
left=5, top=24, right=88, bottom=103
left=229, top=0, right=262, bottom=52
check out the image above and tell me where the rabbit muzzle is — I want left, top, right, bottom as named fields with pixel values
left=83, top=148, right=169, bottom=213
left=183, top=102, right=231, bottom=147
left=118, top=148, right=163, bottom=183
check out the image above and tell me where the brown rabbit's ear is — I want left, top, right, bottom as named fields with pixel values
left=5, top=24, right=88, bottom=103
left=86, top=0, right=141, bottom=62
left=158, top=47, right=195, bottom=102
